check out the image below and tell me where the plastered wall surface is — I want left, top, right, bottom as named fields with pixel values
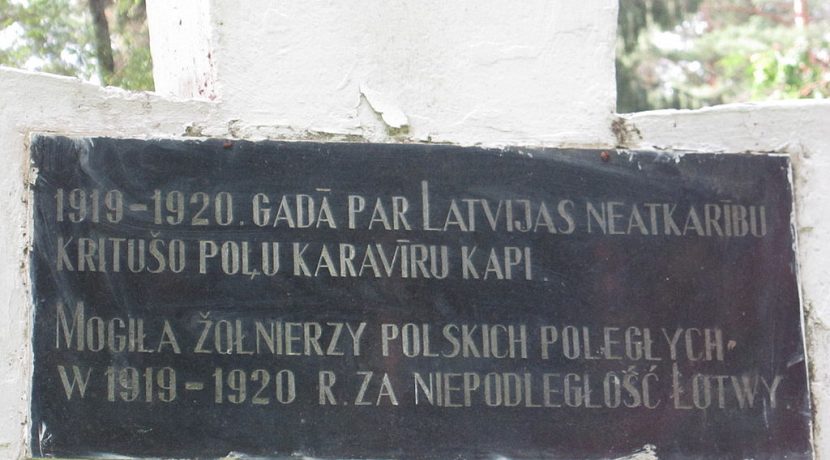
left=1, top=1, right=830, bottom=458
left=147, top=0, right=619, bottom=148
left=145, top=0, right=214, bottom=100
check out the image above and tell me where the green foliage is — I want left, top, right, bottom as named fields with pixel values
left=0, top=0, right=96, bottom=79
left=108, top=0, right=153, bottom=90
left=4, top=0, right=828, bottom=104
left=0, top=0, right=153, bottom=91
left=617, top=0, right=830, bottom=112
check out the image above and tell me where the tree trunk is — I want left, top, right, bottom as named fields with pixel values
left=88, top=0, right=114, bottom=84
left=794, top=0, right=809, bottom=28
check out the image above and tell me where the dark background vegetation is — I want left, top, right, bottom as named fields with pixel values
left=618, top=0, right=829, bottom=111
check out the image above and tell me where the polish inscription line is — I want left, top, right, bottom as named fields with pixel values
left=53, top=301, right=780, bottom=411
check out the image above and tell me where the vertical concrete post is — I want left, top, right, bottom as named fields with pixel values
left=147, top=0, right=619, bottom=146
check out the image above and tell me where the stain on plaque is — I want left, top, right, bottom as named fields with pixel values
left=29, top=136, right=811, bottom=459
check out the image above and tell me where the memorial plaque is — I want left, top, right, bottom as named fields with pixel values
left=29, top=136, right=811, bottom=459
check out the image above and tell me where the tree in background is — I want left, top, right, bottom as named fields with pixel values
left=0, top=0, right=153, bottom=90
left=2, top=0, right=828, bottom=104
left=618, top=0, right=830, bottom=112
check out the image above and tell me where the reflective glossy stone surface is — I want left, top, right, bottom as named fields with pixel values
left=29, top=136, right=811, bottom=459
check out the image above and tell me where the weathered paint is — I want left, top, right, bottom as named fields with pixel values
left=0, top=0, right=829, bottom=457
left=145, top=0, right=215, bottom=100
left=147, top=0, right=619, bottom=148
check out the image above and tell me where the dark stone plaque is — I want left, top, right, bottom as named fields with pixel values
left=29, top=136, right=811, bottom=459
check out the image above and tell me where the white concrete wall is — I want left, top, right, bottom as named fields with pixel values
left=146, top=0, right=214, bottom=100
left=148, top=0, right=619, bottom=147
left=1, top=1, right=829, bottom=458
